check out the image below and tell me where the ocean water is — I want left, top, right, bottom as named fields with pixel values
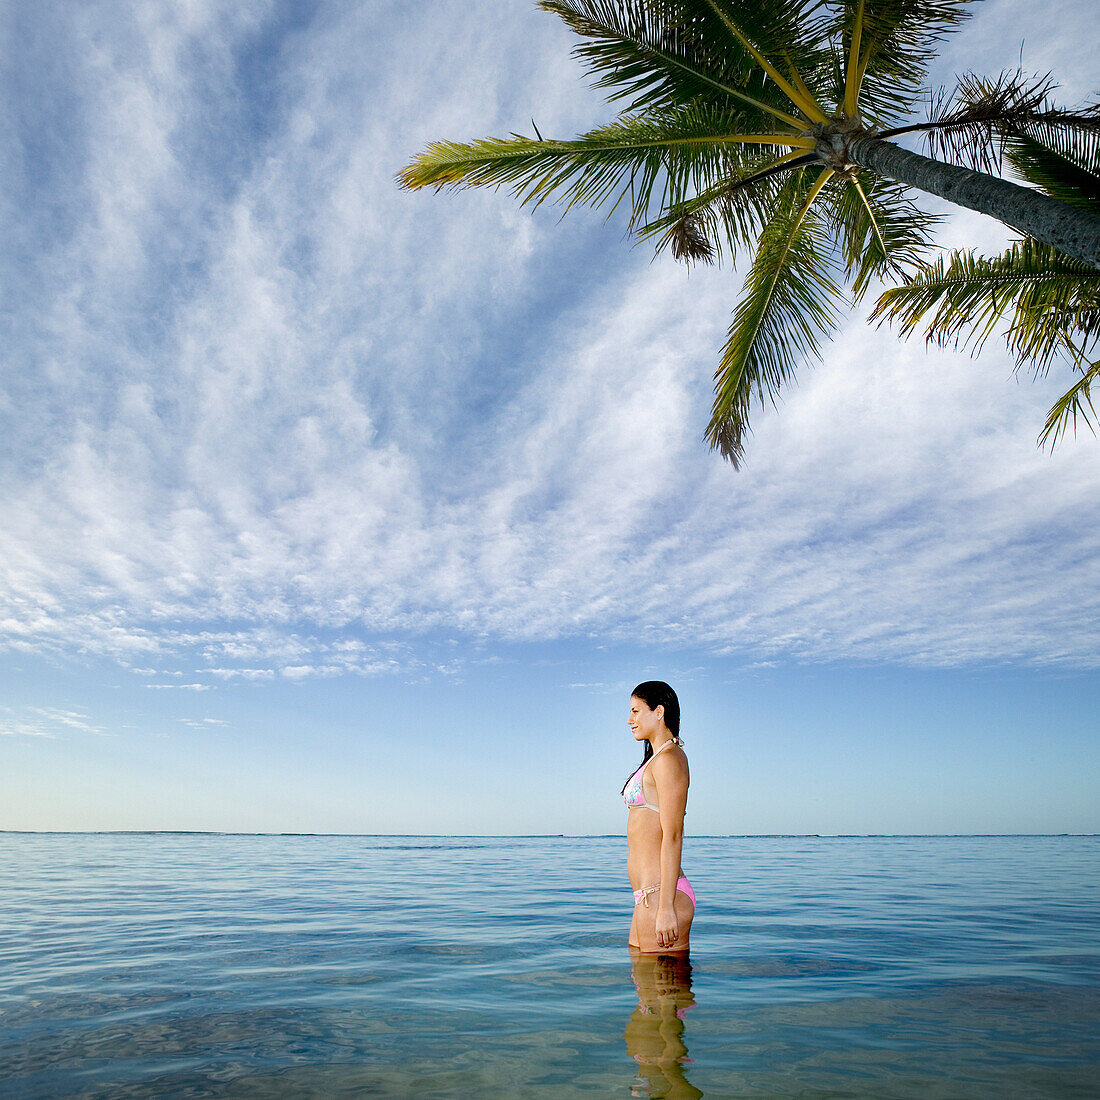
left=0, top=834, right=1097, bottom=1098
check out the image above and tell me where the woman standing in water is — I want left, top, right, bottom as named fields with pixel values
left=623, top=681, right=694, bottom=954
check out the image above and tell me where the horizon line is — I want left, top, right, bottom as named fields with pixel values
left=1, top=830, right=1096, bottom=838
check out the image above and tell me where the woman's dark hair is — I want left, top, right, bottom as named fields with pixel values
left=621, top=681, right=681, bottom=793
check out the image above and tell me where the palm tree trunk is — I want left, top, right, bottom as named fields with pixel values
left=847, top=134, right=1100, bottom=269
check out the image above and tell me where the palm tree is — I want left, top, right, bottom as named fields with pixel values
left=399, top=1, right=1100, bottom=465
left=872, top=97, right=1100, bottom=447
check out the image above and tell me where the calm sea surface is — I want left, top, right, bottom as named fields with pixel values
left=0, top=834, right=1097, bottom=1098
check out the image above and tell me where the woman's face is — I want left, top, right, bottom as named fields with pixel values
left=629, top=695, right=663, bottom=742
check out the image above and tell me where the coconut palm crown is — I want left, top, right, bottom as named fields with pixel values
left=399, top=0, right=1100, bottom=465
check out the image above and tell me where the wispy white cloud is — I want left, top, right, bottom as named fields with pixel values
left=29, top=708, right=98, bottom=731
left=0, top=706, right=105, bottom=737
left=1, top=0, right=1097, bottom=680
left=0, top=724, right=57, bottom=739
left=206, top=667, right=277, bottom=681
left=178, top=716, right=229, bottom=729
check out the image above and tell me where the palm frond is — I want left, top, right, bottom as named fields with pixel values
left=693, top=0, right=829, bottom=122
left=825, top=0, right=976, bottom=127
left=539, top=0, right=817, bottom=126
left=674, top=0, right=835, bottom=93
left=826, top=174, right=939, bottom=298
left=1002, top=121, right=1100, bottom=209
left=640, top=150, right=818, bottom=262
left=697, top=0, right=832, bottom=61
left=871, top=240, right=1100, bottom=372
left=783, top=48, right=823, bottom=115
left=669, top=214, right=717, bottom=262
left=909, top=70, right=1100, bottom=176
left=398, top=106, right=800, bottom=230
left=842, top=0, right=866, bottom=118
left=1039, top=359, right=1100, bottom=447
left=1005, top=252, right=1100, bottom=370
left=707, top=167, right=846, bottom=464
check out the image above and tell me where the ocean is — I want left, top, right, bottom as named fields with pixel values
left=0, top=833, right=1097, bottom=1097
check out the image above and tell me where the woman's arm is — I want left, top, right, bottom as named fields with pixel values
left=652, top=752, right=689, bottom=950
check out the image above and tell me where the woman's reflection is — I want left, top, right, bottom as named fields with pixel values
left=624, top=951, right=702, bottom=1098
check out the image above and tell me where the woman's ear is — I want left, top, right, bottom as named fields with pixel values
left=655, top=704, right=664, bottom=725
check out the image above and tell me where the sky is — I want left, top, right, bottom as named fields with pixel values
left=1, top=0, right=1097, bottom=836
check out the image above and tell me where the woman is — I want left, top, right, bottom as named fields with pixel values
left=623, top=681, right=694, bottom=954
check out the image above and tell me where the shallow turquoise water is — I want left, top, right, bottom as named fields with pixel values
left=1, top=834, right=1097, bottom=1097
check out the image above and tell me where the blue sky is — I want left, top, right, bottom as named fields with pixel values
left=2, top=0, right=1097, bottom=835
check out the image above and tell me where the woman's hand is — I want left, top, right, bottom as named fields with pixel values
left=655, top=905, right=679, bottom=950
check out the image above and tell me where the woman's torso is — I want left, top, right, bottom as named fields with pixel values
left=625, top=742, right=688, bottom=888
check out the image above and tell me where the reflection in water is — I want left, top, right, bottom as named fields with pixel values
left=624, top=953, right=703, bottom=1099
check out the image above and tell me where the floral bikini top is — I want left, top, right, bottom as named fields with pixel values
left=623, top=738, right=681, bottom=813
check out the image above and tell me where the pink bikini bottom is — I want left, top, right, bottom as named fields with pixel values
left=633, top=876, right=696, bottom=907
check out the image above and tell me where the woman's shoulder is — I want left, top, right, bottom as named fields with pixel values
left=650, top=741, right=688, bottom=774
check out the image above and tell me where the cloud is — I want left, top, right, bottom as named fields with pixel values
left=206, top=668, right=277, bottom=681
left=0, top=707, right=105, bottom=737
left=0, top=724, right=57, bottom=739
left=1, top=1, right=1097, bottom=678
left=178, top=716, right=229, bottom=729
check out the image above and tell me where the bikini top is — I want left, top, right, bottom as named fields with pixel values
left=623, top=738, right=682, bottom=813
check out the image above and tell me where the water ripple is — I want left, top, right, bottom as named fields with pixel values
left=1, top=834, right=1098, bottom=1097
